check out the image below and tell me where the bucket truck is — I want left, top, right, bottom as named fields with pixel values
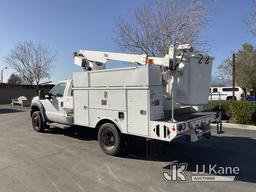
left=30, top=44, right=221, bottom=155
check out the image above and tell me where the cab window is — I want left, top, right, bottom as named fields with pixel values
left=50, top=82, right=67, bottom=97
left=212, top=88, right=218, bottom=93
left=222, top=88, right=239, bottom=92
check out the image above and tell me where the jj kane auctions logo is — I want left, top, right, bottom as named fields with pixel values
left=161, top=163, right=239, bottom=182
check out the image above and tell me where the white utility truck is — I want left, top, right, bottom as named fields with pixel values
left=30, top=44, right=220, bottom=155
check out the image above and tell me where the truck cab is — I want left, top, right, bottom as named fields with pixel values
left=31, top=80, right=73, bottom=127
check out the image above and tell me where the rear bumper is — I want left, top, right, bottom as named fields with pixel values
left=149, top=112, right=217, bottom=142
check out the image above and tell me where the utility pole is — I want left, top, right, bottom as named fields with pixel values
left=232, top=54, right=236, bottom=101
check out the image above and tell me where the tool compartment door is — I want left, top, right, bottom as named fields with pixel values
left=74, top=90, right=89, bottom=126
left=127, top=90, right=149, bottom=136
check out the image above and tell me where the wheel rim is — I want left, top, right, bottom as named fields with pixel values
left=101, top=128, right=116, bottom=151
left=32, top=115, right=39, bottom=129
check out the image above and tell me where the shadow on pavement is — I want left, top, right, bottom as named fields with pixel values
left=45, top=126, right=97, bottom=141
left=45, top=125, right=256, bottom=184
left=0, top=108, right=24, bottom=114
left=161, top=136, right=256, bottom=184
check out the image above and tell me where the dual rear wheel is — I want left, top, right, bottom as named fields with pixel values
left=98, top=123, right=122, bottom=156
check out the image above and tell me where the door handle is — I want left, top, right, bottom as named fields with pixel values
left=60, top=101, right=64, bottom=107
left=140, top=110, right=146, bottom=115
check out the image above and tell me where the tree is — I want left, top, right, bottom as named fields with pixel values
left=216, top=59, right=232, bottom=83
left=217, top=43, right=256, bottom=91
left=7, top=73, right=23, bottom=85
left=114, top=0, right=209, bottom=57
left=210, top=75, right=230, bottom=87
left=244, top=0, right=256, bottom=36
left=5, top=41, right=55, bottom=87
left=236, top=43, right=256, bottom=90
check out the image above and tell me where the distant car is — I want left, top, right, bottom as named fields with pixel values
left=246, top=91, right=255, bottom=101
left=246, top=95, right=255, bottom=101
left=209, top=87, right=244, bottom=101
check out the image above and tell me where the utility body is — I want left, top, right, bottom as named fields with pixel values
left=31, top=44, right=220, bottom=155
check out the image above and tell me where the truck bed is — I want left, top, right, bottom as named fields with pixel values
left=159, top=111, right=216, bottom=122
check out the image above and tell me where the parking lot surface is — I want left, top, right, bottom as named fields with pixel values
left=0, top=105, right=256, bottom=192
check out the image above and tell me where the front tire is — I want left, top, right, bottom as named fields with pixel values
left=98, top=123, right=122, bottom=156
left=31, top=111, right=46, bottom=132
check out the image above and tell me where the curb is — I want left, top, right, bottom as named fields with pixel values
left=211, top=123, right=256, bottom=131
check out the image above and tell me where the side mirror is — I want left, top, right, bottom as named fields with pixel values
left=39, top=90, right=46, bottom=100
left=45, top=93, right=53, bottom=100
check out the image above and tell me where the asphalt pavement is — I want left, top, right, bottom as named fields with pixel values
left=0, top=105, right=255, bottom=192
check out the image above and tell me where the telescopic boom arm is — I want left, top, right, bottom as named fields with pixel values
left=73, top=44, right=192, bottom=70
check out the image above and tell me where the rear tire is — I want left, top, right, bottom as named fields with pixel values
left=98, top=123, right=122, bottom=156
left=31, top=111, right=46, bottom=132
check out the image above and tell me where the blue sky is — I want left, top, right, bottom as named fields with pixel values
left=0, top=0, right=255, bottom=83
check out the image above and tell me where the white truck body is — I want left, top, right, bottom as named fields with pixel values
left=31, top=44, right=219, bottom=155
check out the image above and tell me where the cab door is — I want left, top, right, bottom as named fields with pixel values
left=43, top=81, right=68, bottom=124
